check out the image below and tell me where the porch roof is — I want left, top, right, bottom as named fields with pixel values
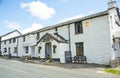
left=37, top=33, right=68, bottom=45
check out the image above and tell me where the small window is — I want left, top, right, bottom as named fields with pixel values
left=75, top=21, right=83, bottom=34
left=54, top=27, right=58, bottom=34
left=8, top=47, right=10, bottom=54
left=4, top=48, right=7, bottom=53
left=14, top=47, right=18, bottom=53
left=4, top=41, right=6, bottom=44
left=26, top=46, right=28, bottom=54
left=13, top=38, right=16, bottom=43
left=23, top=36, right=25, bottom=42
left=36, top=32, right=40, bottom=40
left=38, top=46, right=42, bottom=53
left=9, top=39, right=11, bottom=44
left=76, top=42, right=84, bottom=56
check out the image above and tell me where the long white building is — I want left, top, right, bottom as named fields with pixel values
left=0, top=1, right=120, bottom=65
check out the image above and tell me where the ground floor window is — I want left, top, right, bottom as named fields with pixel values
left=76, top=42, right=84, bottom=56
left=8, top=47, right=10, bottom=54
left=25, top=46, right=28, bottom=54
left=4, top=48, right=7, bottom=53
left=14, top=47, right=18, bottom=53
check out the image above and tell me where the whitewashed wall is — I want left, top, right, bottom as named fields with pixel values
left=108, top=8, right=120, bottom=59
left=1, top=38, right=18, bottom=56
left=70, top=15, right=112, bottom=64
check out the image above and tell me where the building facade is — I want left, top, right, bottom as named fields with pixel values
left=0, top=1, right=120, bottom=65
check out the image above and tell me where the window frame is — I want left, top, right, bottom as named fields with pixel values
left=4, top=48, right=7, bottom=53
left=23, top=36, right=25, bottom=42
left=4, top=41, right=6, bottom=44
left=13, top=38, right=16, bottom=43
left=75, top=42, right=84, bottom=56
left=26, top=46, right=28, bottom=54
left=9, top=39, right=11, bottom=44
left=75, top=21, right=83, bottom=34
left=14, top=47, right=18, bottom=53
left=36, top=32, right=40, bottom=40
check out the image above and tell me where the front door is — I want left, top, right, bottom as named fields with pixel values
left=45, top=43, right=52, bottom=59
left=31, top=46, right=35, bottom=57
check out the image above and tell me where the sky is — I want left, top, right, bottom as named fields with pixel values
left=0, top=0, right=120, bottom=35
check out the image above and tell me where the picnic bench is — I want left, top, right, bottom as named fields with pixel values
left=73, top=56, right=87, bottom=64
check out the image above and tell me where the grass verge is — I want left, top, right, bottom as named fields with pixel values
left=104, top=69, right=120, bottom=75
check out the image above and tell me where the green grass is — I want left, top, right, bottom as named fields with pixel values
left=104, top=69, right=120, bottom=75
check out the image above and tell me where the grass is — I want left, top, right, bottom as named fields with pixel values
left=104, top=69, right=120, bottom=75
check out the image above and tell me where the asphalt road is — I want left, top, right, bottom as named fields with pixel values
left=0, top=58, right=119, bottom=78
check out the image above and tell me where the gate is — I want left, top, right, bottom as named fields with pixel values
left=65, top=51, right=72, bottom=63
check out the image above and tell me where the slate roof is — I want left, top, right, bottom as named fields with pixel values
left=1, top=30, right=22, bottom=37
left=37, top=33, right=68, bottom=44
left=23, top=10, right=108, bottom=35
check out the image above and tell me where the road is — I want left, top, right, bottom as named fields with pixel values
left=0, top=58, right=119, bottom=78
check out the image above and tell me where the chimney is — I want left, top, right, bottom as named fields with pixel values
left=108, top=0, right=117, bottom=9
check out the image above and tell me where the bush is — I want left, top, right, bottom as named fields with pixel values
left=37, top=56, right=41, bottom=60
left=49, top=56, right=53, bottom=62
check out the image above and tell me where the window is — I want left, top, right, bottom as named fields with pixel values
left=14, top=47, right=18, bottom=53
left=13, top=38, right=16, bottom=43
left=4, top=41, right=6, bottom=44
left=54, top=27, right=58, bottom=34
left=26, top=46, right=28, bottom=53
left=23, top=36, right=25, bottom=42
left=75, top=21, right=83, bottom=34
left=76, top=42, right=84, bottom=56
left=38, top=46, right=42, bottom=53
left=4, top=48, right=7, bottom=53
left=9, top=39, right=11, bottom=44
left=36, top=32, right=40, bottom=40
left=8, top=47, right=10, bottom=54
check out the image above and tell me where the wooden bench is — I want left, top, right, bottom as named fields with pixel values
left=73, top=56, right=87, bottom=64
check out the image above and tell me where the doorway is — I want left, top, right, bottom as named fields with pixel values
left=45, top=43, right=52, bottom=59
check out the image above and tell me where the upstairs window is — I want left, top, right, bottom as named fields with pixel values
left=36, top=32, right=40, bottom=40
left=13, top=38, right=16, bottom=43
left=9, top=39, right=11, bottom=44
left=4, top=41, right=6, bottom=44
left=23, top=36, right=25, bottom=42
left=75, top=21, right=83, bottom=34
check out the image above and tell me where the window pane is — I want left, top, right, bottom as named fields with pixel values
left=75, top=21, right=83, bottom=34
left=76, top=42, right=84, bottom=56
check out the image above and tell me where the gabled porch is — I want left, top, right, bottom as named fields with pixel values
left=37, top=33, right=69, bottom=63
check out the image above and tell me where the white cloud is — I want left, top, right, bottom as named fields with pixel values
left=20, top=22, right=43, bottom=34
left=88, top=11, right=96, bottom=14
left=59, top=14, right=84, bottom=23
left=4, top=21, right=20, bottom=29
left=21, top=1, right=55, bottom=20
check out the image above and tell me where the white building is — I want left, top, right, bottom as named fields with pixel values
left=0, top=1, right=120, bottom=65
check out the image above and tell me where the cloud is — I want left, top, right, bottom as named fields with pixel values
left=20, top=22, right=43, bottom=34
left=59, top=14, right=84, bottom=23
left=20, top=1, right=56, bottom=20
left=4, top=20, right=20, bottom=29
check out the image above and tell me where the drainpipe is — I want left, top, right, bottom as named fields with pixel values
left=68, top=24, right=71, bottom=52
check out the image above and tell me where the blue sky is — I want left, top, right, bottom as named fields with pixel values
left=0, top=0, right=120, bottom=35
